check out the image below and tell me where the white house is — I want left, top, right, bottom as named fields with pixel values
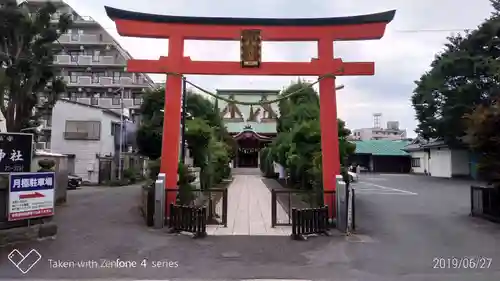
left=404, top=138, right=470, bottom=178
left=0, top=110, right=6, bottom=132
left=50, top=99, right=124, bottom=184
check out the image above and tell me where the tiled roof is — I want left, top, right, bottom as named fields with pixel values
left=354, top=140, right=410, bottom=156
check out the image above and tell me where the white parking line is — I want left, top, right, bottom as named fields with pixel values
left=358, top=182, right=418, bottom=195
left=355, top=191, right=417, bottom=195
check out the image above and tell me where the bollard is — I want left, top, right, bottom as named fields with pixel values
left=154, top=179, right=165, bottom=229
left=335, top=176, right=347, bottom=233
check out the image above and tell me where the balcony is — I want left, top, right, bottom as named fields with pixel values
left=57, top=34, right=108, bottom=45
left=51, top=14, right=99, bottom=26
left=62, top=76, right=149, bottom=88
left=54, top=55, right=123, bottom=67
left=70, top=97, right=143, bottom=109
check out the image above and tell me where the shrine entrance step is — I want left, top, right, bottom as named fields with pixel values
left=231, top=168, right=261, bottom=175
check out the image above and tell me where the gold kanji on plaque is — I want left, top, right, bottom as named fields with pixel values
left=240, top=29, right=262, bottom=68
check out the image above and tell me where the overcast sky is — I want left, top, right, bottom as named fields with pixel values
left=63, top=0, right=493, bottom=136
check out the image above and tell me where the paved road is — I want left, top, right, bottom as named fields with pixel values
left=0, top=175, right=499, bottom=280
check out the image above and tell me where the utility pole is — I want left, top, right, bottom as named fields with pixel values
left=118, top=87, right=124, bottom=180
left=180, top=77, right=187, bottom=164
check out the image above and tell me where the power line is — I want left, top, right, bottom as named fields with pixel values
left=393, top=28, right=471, bottom=33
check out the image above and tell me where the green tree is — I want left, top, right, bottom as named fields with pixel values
left=265, top=79, right=355, bottom=193
left=0, top=2, right=71, bottom=131
left=137, top=88, right=235, bottom=160
left=136, top=87, right=165, bottom=159
left=411, top=2, right=500, bottom=145
left=464, top=99, right=500, bottom=185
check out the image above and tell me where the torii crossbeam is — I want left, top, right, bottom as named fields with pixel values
left=105, top=6, right=395, bottom=216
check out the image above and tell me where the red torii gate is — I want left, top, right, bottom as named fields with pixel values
left=105, top=6, right=395, bottom=214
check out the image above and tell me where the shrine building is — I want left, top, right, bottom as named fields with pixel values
left=217, top=89, right=279, bottom=168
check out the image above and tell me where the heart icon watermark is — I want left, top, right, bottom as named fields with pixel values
left=7, top=249, right=42, bottom=274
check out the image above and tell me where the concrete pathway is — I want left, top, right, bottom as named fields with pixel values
left=207, top=175, right=291, bottom=236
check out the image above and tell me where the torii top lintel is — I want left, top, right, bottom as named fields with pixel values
left=105, top=6, right=395, bottom=41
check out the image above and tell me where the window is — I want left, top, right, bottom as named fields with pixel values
left=69, top=51, right=80, bottom=62
left=92, top=50, right=100, bottom=62
left=69, top=72, right=78, bottom=83
left=112, top=97, right=120, bottom=105
left=411, top=158, right=421, bottom=168
left=123, top=90, right=131, bottom=99
left=133, top=97, right=142, bottom=105
left=64, top=120, right=101, bottom=140
left=91, top=72, right=103, bottom=84
left=113, top=72, right=121, bottom=83
left=91, top=73, right=99, bottom=84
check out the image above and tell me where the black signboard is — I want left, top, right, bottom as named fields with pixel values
left=0, top=132, right=33, bottom=173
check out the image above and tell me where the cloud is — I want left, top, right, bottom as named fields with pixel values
left=65, top=0, right=494, bottom=136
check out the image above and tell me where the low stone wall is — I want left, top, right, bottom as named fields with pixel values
left=0, top=222, right=57, bottom=246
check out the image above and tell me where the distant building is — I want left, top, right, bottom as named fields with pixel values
left=403, top=138, right=471, bottom=178
left=351, top=114, right=407, bottom=141
left=50, top=99, right=137, bottom=184
left=217, top=89, right=280, bottom=168
left=350, top=140, right=411, bottom=173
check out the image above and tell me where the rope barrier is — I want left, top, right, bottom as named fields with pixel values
left=162, top=68, right=343, bottom=106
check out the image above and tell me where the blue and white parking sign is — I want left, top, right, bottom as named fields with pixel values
left=8, top=172, right=55, bottom=221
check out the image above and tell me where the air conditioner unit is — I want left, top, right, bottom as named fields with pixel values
left=35, top=142, right=47, bottom=150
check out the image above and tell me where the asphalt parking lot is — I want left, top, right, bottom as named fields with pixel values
left=351, top=174, right=500, bottom=280
left=0, top=175, right=499, bottom=281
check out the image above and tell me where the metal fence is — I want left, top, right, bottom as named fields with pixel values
left=471, top=185, right=500, bottom=222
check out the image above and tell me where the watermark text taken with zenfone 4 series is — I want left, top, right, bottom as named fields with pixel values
left=7, top=248, right=179, bottom=274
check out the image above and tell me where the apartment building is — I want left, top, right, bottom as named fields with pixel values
left=351, top=125, right=407, bottom=141
left=21, top=0, right=155, bottom=148
left=350, top=114, right=407, bottom=141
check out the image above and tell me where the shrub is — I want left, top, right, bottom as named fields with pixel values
left=177, top=162, right=195, bottom=205
left=123, top=167, right=142, bottom=184
left=148, top=159, right=161, bottom=180
left=38, top=159, right=56, bottom=171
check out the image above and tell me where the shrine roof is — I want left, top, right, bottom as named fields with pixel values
left=225, top=122, right=276, bottom=134
left=105, top=6, right=395, bottom=27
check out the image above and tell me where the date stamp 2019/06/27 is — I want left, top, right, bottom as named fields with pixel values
left=433, top=257, right=492, bottom=269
